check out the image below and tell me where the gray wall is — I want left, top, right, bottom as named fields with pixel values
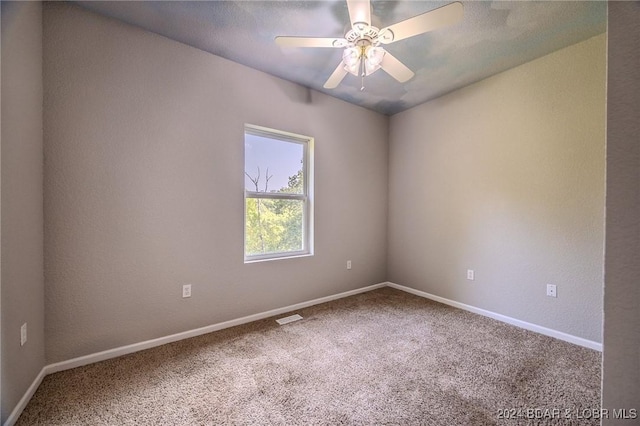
left=1, top=2, right=45, bottom=423
left=388, top=35, right=606, bottom=343
left=5, top=0, right=635, bottom=420
left=43, top=3, right=388, bottom=364
left=602, top=2, right=640, bottom=420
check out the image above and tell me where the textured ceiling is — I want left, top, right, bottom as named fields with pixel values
left=75, top=1, right=606, bottom=116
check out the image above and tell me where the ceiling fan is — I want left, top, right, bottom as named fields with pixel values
left=275, top=0, right=463, bottom=90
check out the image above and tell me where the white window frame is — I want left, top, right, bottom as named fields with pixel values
left=244, top=124, right=314, bottom=262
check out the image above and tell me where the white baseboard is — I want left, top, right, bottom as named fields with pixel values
left=5, top=280, right=601, bottom=425
left=45, top=282, right=386, bottom=375
left=386, top=282, right=602, bottom=351
left=4, top=282, right=385, bottom=426
left=3, top=367, right=47, bottom=426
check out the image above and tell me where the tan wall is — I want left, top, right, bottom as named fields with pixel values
left=43, top=3, right=388, bottom=363
left=1, top=2, right=45, bottom=423
left=388, top=34, right=606, bottom=343
left=602, top=2, right=640, bottom=420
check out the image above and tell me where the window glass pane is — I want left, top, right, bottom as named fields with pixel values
left=245, top=133, right=304, bottom=194
left=245, top=198, right=304, bottom=256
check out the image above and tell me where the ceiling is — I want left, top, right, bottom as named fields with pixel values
left=75, top=1, right=606, bottom=116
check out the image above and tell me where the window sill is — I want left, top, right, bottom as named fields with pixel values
left=244, top=252, right=313, bottom=264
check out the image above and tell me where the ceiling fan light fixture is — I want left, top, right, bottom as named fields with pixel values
left=342, top=47, right=360, bottom=65
left=276, top=1, right=464, bottom=89
left=364, top=60, right=381, bottom=76
left=344, top=59, right=362, bottom=76
left=364, top=46, right=385, bottom=75
left=342, top=47, right=362, bottom=76
left=366, top=46, right=385, bottom=65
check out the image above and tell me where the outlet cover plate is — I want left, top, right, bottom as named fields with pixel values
left=182, top=284, right=192, bottom=298
left=546, top=284, right=557, bottom=298
left=20, top=323, right=27, bottom=346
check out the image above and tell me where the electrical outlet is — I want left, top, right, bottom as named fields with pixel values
left=21, top=323, right=27, bottom=346
left=467, top=269, right=475, bottom=280
left=347, top=260, right=352, bottom=270
left=546, top=284, right=557, bottom=298
left=182, top=284, right=192, bottom=298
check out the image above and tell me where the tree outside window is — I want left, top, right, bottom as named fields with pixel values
left=244, top=125, right=313, bottom=261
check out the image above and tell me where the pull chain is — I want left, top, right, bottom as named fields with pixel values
left=360, top=56, right=365, bottom=91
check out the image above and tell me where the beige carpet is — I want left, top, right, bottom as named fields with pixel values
left=17, top=287, right=601, bottom=425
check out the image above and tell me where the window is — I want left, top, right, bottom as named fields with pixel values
left=244, top=124, right=313, bottom=261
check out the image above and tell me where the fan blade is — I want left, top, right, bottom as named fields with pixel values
left=378, top=2, right=463, bottom=45
left=324, top=62, right=348, bottom=89
left=347, top=0, right=371, bottom=30
left=275, top=36, right=348, bottom=48
left=380, top=52, right=414, bottom=83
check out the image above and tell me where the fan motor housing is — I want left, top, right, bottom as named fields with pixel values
left=345, top=25, right=380, bottom=46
